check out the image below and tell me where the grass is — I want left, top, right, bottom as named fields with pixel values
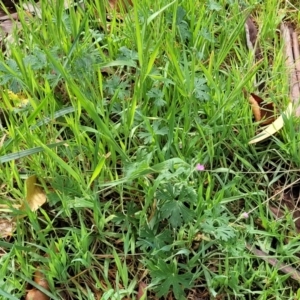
left=1, top=0, right=300, bottom=299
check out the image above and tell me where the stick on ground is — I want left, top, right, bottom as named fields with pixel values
left=281, top=24, right=300, bottom=116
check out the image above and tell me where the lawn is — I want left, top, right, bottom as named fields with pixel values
left=1, top=0, right=300, bottom=299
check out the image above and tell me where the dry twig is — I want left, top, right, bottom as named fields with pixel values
left=281, top=24, right=300, bottom=116
left=246, top=243, right=300, bottom=282
left=292, top=31, right=300, bottom=87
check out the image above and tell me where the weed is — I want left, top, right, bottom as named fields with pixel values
left=0, top=0, right=300, bottom=299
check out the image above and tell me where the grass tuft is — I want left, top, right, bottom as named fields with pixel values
left=1, top=0, right=300, bottom=299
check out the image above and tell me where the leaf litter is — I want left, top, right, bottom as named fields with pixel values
left=248, top=92, right=276, bottom=125
left=247, top=19, right=300, bottom=144
left=0, top=175, right=48, bottom=298
left=25, top=266, right=50, bottom=300
left=0, top=175, right=46, bottom=238
left=22, top=175, right=47, bottom=212
left=1, top=1, right=300, bottom=299
left=244, top=13, right=300, bottom=283
left=0, top=217, right=16, bottom=238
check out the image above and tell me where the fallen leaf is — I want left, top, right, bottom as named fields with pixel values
left=21, top=175, right=46, bottom=212
left=245, top=17, right=262, bottom=60
left=249, top=102, right=292, bottom=144
left=0, top=19, right=18, bottom=35
left=248, top=93, right=262, bottom=122
left=0, top=11, right=18, bottom=21
left=0, top=19, right=21, bottom=53
left=25, top=289, right=49, bottom=300
left=137, top=281, right=147, bottom=300
left=34, top=267, right=49, bottom=289
left=26, top=267, right=50, bottom=300
left=108, top=0, right=132, bottom=11
left=281, top=23, right=300, bottom=116
left=0, top=218, right=16, bottom=238
left=245, top=17, right=258, bottom=52
left=22, top=2, right=42, bottom=18
left=249, top=93, right=276, bottom=125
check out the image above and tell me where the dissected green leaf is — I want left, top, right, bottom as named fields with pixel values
left=208, top=0, right=222, bottom=11
left=160, top=200, right=194, bottom=228
left=194, top=77, right=209, bottom=100
left=157, top=183, right=196, bottom=228
left=149, top=259, right=192, bottom=299
left=201, top=213, right=236, bottom=242
left=137, top=227, right=173, bottom=251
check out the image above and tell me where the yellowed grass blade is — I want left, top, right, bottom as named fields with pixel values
left=249, top=103, right=293, bottom=144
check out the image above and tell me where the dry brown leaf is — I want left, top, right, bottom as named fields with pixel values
left=248, top=94, right=261, bottom=122
left=22, top=2, right=42, bottom=18
left=137, top=281, right=147, bottom=300
left=249, top=93, right=276, bottom=125
left=25, top=289, right=49, bottom=300
left=26, top=267, right=50, bottom=300
left=21, top=175, right=46, bottom=212
left=281, top=23, right=300, bottom=116
left=245, top=17, right=262, bottom=61
left=34, top=267, right=49, bottom=289
left=0, top=19, right=17, bottom=35
left=0, top=18, right=21, bottom=51
left=249, top=102, right=292, bottom=144
left=0, top=218, right=16, bottom=238
left=108, top=0, right=132, bottom=11
left=245, top=17, right=258, bottom=51
left=0, top=11, right=18, bottom=21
